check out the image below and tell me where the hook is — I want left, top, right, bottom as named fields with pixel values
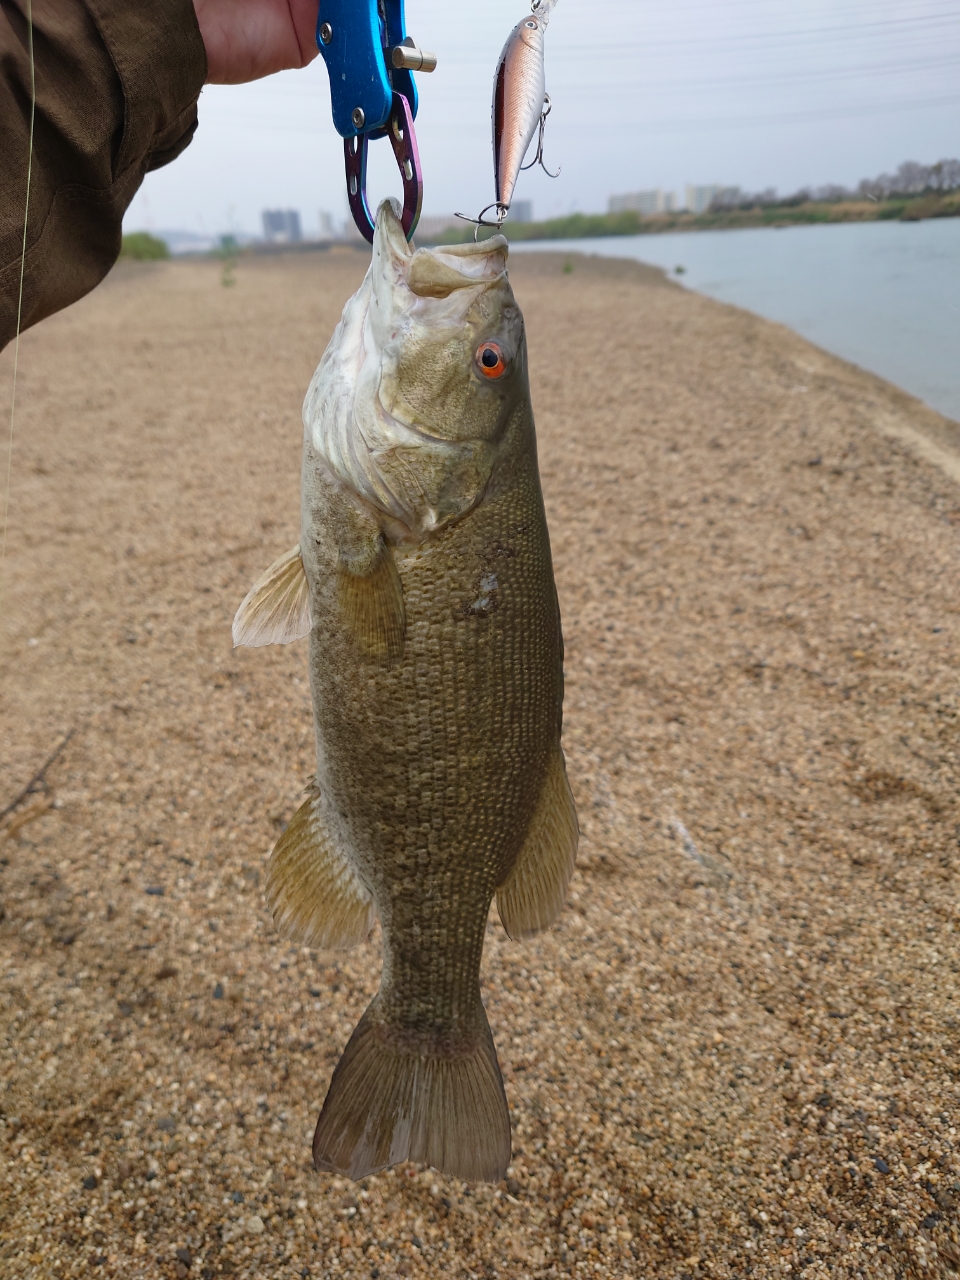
left=453, top=91, right=561, bottom=241
left=453, top=204, right=508, bottom=242
left=520, top=94, right=560, bottom=179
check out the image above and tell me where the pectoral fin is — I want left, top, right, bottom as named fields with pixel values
left=233, top=545, right=311, bottom=648
left=266, top=783, right=376, bottom=951
left=337, top=541, right=405, bottom=662
left=496, top=749, right=579, bottom=940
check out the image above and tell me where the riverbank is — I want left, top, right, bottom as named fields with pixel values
left=2, top=250, right=960, bottom=1279
left=511, top=217, right=960, bottom=424
left=436, top=190, right=960, bottom=243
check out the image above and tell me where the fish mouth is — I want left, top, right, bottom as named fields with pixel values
left=374, top=199, right=509, bottom=298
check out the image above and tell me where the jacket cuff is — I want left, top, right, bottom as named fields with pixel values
left=88, top=0, right=207, bottom=177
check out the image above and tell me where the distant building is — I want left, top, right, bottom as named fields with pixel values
left=262, top=210, right=302, bottom=243
left=508, top=199, right=534, bottom=223
left=685, top=184, right=721, bottom=214
left=318, top=211, right=336, bottom=239
left=608, top=189, right=675, bottom=216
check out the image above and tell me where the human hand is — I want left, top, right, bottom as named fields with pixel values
left=193, top=0, right=320, bottom=84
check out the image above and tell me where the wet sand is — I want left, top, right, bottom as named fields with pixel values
left=1, top=247, right=959, bottom=1279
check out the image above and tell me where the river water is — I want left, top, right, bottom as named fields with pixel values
left=513, top=219, right=960, bottom=423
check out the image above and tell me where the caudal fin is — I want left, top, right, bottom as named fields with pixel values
left=313, top=1002, right=510, bottom=1183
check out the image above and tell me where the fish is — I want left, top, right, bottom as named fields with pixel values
left=492, top=0, right=559, bottom=216
left=233, top=198, right=578, bottom=1183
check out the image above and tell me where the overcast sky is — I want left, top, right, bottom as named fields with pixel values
left=124, top=0, right=960, bottom=238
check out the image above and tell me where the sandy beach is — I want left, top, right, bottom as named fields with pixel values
left=2, top=246, right=960, bottom=1279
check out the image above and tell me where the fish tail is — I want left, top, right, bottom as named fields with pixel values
left=313, top=1000, right=510, bottom=1183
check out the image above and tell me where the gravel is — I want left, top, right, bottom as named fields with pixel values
left=1, top=247, right=960, bottom=1277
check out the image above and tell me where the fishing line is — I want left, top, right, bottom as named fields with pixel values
left=0, top=0, right=35, bottom=621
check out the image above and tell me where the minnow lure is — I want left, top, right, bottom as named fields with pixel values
left=493, top=0, right=560, bottom=216
left=458, top=0, right=560, bottom=231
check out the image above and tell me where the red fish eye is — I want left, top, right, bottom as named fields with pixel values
left=477, top=341, right=507, bottom=379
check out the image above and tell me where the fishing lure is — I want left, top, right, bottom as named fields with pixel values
left=460, top=0, right=560, bottom=232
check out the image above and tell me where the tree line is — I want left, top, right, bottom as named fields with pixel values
left=711, top=158, right=960, bottom=211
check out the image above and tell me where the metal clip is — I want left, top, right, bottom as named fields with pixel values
left=316, top=0, right=430, bottom=242
left=345, top=92, right=423, bottom=244
left=520, top=94, right=560, bottom=179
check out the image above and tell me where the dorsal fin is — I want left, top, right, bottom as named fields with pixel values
left=233, top=545, right=311, bottom=648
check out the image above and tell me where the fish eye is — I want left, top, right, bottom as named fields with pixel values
left=477, top=341, right=508, bottom=379
left=525, top=19, right=538, bottom=27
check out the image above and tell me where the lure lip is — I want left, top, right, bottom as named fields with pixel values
left=530, top=0, right=560, bottom=23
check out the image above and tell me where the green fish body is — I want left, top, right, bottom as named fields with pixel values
left=234, top=201, right=577, bottom=1182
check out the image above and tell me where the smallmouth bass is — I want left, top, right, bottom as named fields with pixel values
left=234, top=200, right=577, bottom=1183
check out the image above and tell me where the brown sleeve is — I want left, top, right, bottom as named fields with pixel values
left=0, top=0, right=207, bottom=350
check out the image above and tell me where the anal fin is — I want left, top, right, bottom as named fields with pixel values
left=233, top=545, right=311, bottom=648
left=337, top=541, right=405, bottom=662
left=496, top=749, right=579, bottom=940
left=266, top=783, right=375, bottom=950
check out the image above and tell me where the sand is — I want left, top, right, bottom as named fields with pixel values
left=1, top=245, right=959, bottom=1280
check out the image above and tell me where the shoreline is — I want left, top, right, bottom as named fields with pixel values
left=508, top=226, right=960, bottom=428
left=121, top=193, right=960, bottom=263
left=432, top=191, right=960, bottom=245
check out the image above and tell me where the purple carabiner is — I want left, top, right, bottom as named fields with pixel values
left=345, top=92, right=423, bottom=244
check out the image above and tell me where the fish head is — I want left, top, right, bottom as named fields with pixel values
left=305, top=199, right=529, bottom=536
left=372, top=199, right=525, bottom=447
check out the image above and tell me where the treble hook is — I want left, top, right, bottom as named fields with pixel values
left=454, top=95, right=558, bottom=241
left=520, top=94, right=560, bottom=179
left=453, top=203, right=508, bottom=242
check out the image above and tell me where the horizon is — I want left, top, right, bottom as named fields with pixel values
left=137, top=152, right=960, bottom=248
